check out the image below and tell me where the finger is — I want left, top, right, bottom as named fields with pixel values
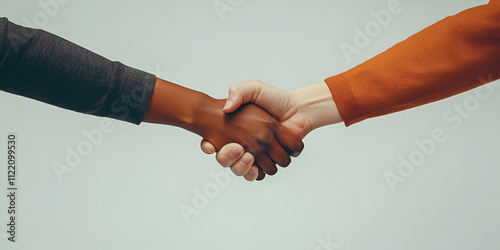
left=266, top=139, right=292, bottom=168
left=200, top=139, right=216, bottom=154
left=255, top=152, right=278, bottom=176
left=216, top=143, right=246, bottom=168
left=243, top=166, right=259, bottom=181
left=275, top=124, right=305, bottom=157
left=230, top=152, right=254, bottom=176
left=256, top=168, right=266, bottom=181
left=223, top=80, right=265, bottom=113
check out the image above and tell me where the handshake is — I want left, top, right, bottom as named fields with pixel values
left=143, top=78, right=344, bottom=181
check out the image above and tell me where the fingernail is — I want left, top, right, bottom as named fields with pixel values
left=202, top=146, right=211, bottom=154
left=230, top=146, right=240, bottom=158
left=239, top=153, right=253, bottom=165
left=283, top=157, right=291, bottom=167
left=292, top=142, right=304, bottom=157
left=223, top=99, right=233, bottom=111
left=248, top=167, right=256, bottom=176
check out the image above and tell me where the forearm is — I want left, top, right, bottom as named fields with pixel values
left=0, top=17, right=155, bottom=124
left=143, top=78, right=211, bottom=135
left=325, top=2, right=500, bottom=126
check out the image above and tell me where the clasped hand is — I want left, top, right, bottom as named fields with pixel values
left=195, top=98, right=304, bottom=180
left=144, top=78, right=308, bottom=181
left=145, top=78, right=341, bottom=181
left=200, top=79, right=343, bottom=181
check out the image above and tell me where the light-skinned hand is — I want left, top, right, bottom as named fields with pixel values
left=201, top=79, right=343, bottom=181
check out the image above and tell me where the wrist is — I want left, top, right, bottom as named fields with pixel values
left=190, top=97, right=224, bottom=136
left=143, top=78, right=211, bottom=131
left=290, top=82, right=343, bottom=131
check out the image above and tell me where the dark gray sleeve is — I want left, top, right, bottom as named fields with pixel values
left=0, top=17, right=156, bottom=125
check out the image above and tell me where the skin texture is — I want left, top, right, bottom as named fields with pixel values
left=201, top=80, right=343, bottom=181
left=143, top=78, right=304, bottom=180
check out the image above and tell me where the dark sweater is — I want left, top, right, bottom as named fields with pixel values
left=0, top=17, right=156, bottom=125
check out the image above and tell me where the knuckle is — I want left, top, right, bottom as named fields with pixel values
left=249, top=79, right=265, bottom=88
left=254, top=79, right=264, bottom=88
left=228, top=85, right=239, bottom=94
left=258, top=130, right=274, bottom=143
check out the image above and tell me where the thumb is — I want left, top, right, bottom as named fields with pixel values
left=223, top=80, right=264, bottom=113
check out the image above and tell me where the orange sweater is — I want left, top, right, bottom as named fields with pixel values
left=326, top=0, right=500, bottom=127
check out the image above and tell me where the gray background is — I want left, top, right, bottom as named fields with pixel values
left=0, top=0, right=499, bottom=249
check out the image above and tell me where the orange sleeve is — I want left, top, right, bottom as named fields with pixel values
left=325, top=0, right=500, bottom=127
